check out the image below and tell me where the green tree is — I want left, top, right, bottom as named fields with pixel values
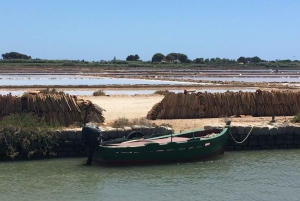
left=126, top=54, right=140, bottom=61
left=2, top=52, right=31, bottom=59
left=194, top=58, right=204, bottom=63
left=237, top=56, right=246, bottom=64
left=251, top=56, right=261, bottom=63
left=222, top=58, right=229, bottom=62
left=166, top=53, right=177, bottom=61
left=151, top=53, right=165, bottom=62
left=177, top=53, right=188, bottom=62
left=215, top=57, right=221, bottom=62
left=165, top=53, right=188, bottom=62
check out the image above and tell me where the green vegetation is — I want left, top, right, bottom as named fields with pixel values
left=2, top=52, right=31, bottom=59
left=291, top=112, right=300, bottom=123
left=110, top=117, right=173, bottom=128
left=110, top=117, right=152, bottom=128
left=152, top=53, right=165, bottom=62
left=39, top=88, right=65, bottom=95
left=153, top=90, right=169, bottom=95
left=93, top=89, right=106, bottom=96
left=0, top=113, right=61, bottom=160
left=126, top=54, right=140, bottom=61
left=1, top=51, right=299, bottom=69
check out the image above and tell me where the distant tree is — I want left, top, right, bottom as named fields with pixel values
left=210, top=58, right=216, bottom=62
left=134, top=54, right=140, bottom=60
left=177, top=53, right=188, bottom=62
left=2, top=52, right=31, bottom=59
left=251, top=56, right=261, bottom=63
left=279, top=59, right=292, bottom=63
left=126, top=54, right=140, bottom=61
left=194, top=58, right=204, bottom=63
left=222, top=58, right=229, bottom=62
left=166, top=53, right=177, bottom=61
left=237, top=56, right=246, bottom=64
left=215, top=57, right=221, bottom=62
left=151, top=53, right=165, bottom=62
left=165, top=53, right=188, bottom=62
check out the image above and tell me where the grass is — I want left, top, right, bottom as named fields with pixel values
left=110, top=117, right=172, bottom=128
left=0, top=113, right=61, bottom=130
left=291, top=112, right=300, bottom=123
left=0, top=113, right=61, bottom=160
left=153, top=90, right=169, bottom=95
left=93, top=89, right=106, bottom=96
left=38, top=88, right=65, bottom=95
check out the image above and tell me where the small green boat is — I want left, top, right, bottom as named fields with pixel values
left=82, top=122, right=230, bottom=165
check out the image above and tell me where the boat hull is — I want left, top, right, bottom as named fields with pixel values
left=90, top=128, right=228, bottom=165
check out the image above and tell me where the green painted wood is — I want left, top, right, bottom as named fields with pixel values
left=89, top=127, right=229, bottom=164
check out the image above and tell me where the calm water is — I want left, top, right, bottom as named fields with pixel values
left=0, top=75, right=199, bottom=86
left=1, top=74, right=300, bottom=87
left=0, top=89, right=257, bottom=96
left=1, top=150, right=300, bottom=201
left=176, top=76, right=300, bottom=83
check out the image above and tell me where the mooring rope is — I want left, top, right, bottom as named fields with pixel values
left=229, top=126, right=254, bottom=144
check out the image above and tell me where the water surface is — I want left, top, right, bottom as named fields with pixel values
left=1, top=150, right=299, bottom=201
left=0, top=89, right=257, bottom=96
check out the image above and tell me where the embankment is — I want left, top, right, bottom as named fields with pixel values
left=1, top=125, right=300, bottom=161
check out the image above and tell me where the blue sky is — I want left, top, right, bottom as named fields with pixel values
left=1, top=0, right=299, bottom=61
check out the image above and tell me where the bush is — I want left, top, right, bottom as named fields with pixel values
left=159, top=123, right=173, bottom=128
left=110, top=117, right=171, bottom=128
left=153, top=90, right=169, bottom=95
left=130, top=117, right=153, bottom=127
left=0, top=113, right=60, bottom=160
left=39, top=88, right=65, bottom=94
left=62, top=62, right=75, bottom=66
left=111, top=117, right=131, bottom=128
left=93, top=89, right=106, bottom=96
left=291, top=112, right=300, bottom=123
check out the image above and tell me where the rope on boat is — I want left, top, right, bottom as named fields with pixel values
left=229, top=126, right=254, bottom=144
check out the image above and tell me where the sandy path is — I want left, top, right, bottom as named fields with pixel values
left=85, top=95, right=164, bottom=120
left=80, top=95, right=295, bottom=133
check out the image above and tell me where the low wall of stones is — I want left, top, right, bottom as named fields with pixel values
left=227, top=126, right=300, bottom=151
left=2, top=125, right=299, bottom=161
left=56, top=125, right=300, bottom=158
left=54, top=125, right=173, bottom=158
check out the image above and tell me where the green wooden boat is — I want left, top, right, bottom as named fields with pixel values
left=82, top=122, right=230, bottom=165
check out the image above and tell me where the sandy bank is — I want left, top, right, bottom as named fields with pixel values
left=81, top=94, right=296, bottom=133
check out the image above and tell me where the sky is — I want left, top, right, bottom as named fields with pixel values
left=1, top=0, right=299, bottom=61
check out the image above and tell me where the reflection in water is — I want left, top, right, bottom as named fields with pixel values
left=1, top=150, right=300, bottom=201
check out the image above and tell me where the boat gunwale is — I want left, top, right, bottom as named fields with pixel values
left=100, top=127, right=228, bottom=149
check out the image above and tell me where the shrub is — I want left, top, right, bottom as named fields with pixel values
left=291, top=112, right=300, bottom=123
left=39, top=88, right=65, bottom=94
left=62, top=62, right=75, bottom=66
left=0, top=113, right=60, bottom=160
left=153, top=90, right=169, bottom=95
left=110, top=117, right=171, bottom=128
left=93, top=89, right=106, bottom=96
left=111, top=117, right=131, bottom=128
left=159, top=123, right=173, bottom=128
left=131, top=117, right=153, bottom=127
